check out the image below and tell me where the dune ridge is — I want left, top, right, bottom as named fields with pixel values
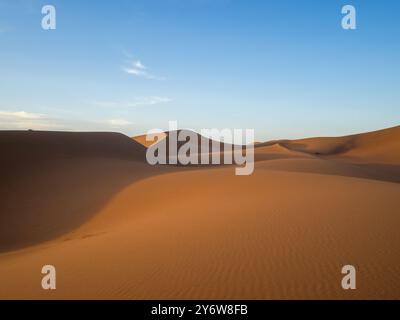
left=0, top=125, right=399, bottom=299
left=280, top=125, right=400, bottom=163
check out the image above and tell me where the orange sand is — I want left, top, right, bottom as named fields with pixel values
left=0, top=126, right=399, bottom=299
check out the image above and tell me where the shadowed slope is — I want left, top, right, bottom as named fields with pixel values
left=0, top=131, right=161, bottom=252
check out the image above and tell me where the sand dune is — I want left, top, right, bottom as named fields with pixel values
left=257, top=158, right=400, bottom=183
left=0, top=131, right=165, bottom=252
left=133, top=130, right=235, bottom=151
left=0, top=126, right=399, bottom=299
left=133, top=132, right=167, bottom=148
left=281, top=125, right=400, bottom=164
left=254, top=142, right=312, bottom=162
left=133, top=129, right=244, bottom=165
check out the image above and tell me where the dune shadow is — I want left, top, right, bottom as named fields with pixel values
left=0, top=157, right=178, bottom=253
left=0, top=131, right=182, bottom=253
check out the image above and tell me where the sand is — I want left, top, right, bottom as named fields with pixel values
left=0, top=126, right=399, bottom=299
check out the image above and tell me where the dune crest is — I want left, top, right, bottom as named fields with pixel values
left=281, top=125, right=400, bottom=164
left=0, top=126, right=399, bottom=299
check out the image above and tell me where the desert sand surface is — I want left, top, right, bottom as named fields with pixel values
left=0, top=126, right=399, bottom=299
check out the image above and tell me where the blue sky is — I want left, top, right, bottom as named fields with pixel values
left=0, top=0, right=399, bottom=140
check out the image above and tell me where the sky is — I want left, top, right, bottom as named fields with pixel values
left=0, top=0, right=399, bottom=140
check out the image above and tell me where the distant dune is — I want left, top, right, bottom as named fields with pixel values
left=0, top=126, right=399, bottom=299
left=133, top=129, right=242, bottom=164
left=281, top=125, right=400, bottom=164
left=254, top=126, right=400, bottom=183
left=133, top=132, right=167, bottom=148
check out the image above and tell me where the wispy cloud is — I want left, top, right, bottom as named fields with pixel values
left=134, top=60, right=146, bottom=70
left=0, top=110, right=63, bottom=130
left=123, top=58, right=165, bottom=81
left=92, top=96, right=172, bottom=108
left=104, top=118, right=131, bottom=127
left=0, top=110, right=134, bottom=132
left=0, top=111, right=47, bottom=119
left=125, top=96, right=172, bottom=107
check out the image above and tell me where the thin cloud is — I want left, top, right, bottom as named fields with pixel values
left=92, top=96, right=172, bottom=108
left=125, top=96, right=172, bottom=107
left=0, top=110, right=133, bottom=132
left=0, top=111, right=47, bottom=119
left=105, top=118, right=132, bottom=127
left=123, top=58, right=165, bottom=81
left=134, top=60, right=146, bottom=70
left=0, top=110, right=63, bottom=130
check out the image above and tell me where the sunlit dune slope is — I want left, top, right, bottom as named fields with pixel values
left=0, top=126, right=399, bottom=299
left=281, top=126, right=400, bottom=163
left=0, top=164, right=399, bottom=299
